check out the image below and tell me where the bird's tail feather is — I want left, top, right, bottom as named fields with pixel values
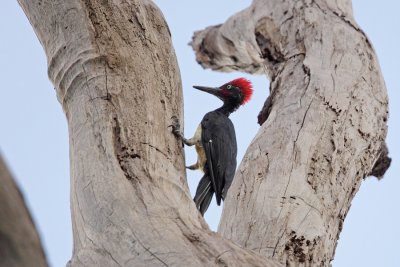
left=193, top=174, right=214, bottom=216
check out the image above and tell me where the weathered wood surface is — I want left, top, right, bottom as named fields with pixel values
left=17, top=0, right=390, bottom=265
left=192, top=0, right=388, bottom=265
left=17, top=0, right=283, bottom=266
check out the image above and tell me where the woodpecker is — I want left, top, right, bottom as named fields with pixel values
left=172, top=78, right=253, bottom=215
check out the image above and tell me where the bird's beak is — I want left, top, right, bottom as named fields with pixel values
left=193, top=85, right=222, bottom=98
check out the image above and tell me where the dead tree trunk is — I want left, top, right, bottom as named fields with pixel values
left=0, top=155, right=48, bottom=267
left=17, top=0, right=388, bottom=266
left=17, top=0, right=280, bottom=266
left=192, top=0, right=389, bottom=265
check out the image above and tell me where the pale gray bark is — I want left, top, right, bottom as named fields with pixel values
left=192, top=0, right=389, bottom=266
left=17, top=0, right=281, bottom=266
left=17, top=0, right=389, bottom=266
left=0, top=154, right=48, bottom=267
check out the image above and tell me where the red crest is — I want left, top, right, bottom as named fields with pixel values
left=228, top=78, right=253, bottom=105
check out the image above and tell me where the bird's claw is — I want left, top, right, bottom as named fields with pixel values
left=169, top=116, right=181, bottom=137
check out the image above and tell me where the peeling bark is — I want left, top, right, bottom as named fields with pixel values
left=0, top=155, right=48, bottom=267
left=192, top=0, right=389, bottom=266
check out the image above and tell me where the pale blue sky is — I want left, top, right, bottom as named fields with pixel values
left=0, top=1, right=398, bottom=266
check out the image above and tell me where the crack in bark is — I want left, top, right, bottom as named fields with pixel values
left=141, top=142, right=170, bottom=160
left=271, top=88, right=314, bottom=259
left=272, top=230, right=286, bottom=257
left=128, top=226, right=170, bottom=267
left=311, top=0, right=373, bottom=50
left=112, top=117, right=141, bottom=180
left=103, top=248, right=122, bottom=267
left=143, top=246, right=169, bottom=267
left=294, top=196, right=322, bottom=216
left=282, top=15, right=294, bottom=25
left=74, top=190, right=97, bottom=251
left=294, top=99, right=313, bottom=144
left=296, top=208, right=312, bottom=230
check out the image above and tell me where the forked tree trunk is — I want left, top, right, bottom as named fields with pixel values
left=0, top=155, right=48, bottom=267
left=17, top=0, right=279, bottom=266
left=192, top=0, right=388, bottom=265
left=17, top=0, right=388, bottom=266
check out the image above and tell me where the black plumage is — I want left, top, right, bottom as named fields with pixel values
left=193, top=111, right=237, bottom=214
left=171, top=78, right=253, bottom=215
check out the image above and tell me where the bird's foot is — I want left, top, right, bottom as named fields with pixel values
left=169, top=116, right=182, bottom=138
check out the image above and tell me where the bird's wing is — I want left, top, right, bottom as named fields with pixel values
left=201, top=112, right=237, bottom=205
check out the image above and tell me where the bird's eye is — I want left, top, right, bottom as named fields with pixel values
left=226, top=85, right=232, bottom=90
